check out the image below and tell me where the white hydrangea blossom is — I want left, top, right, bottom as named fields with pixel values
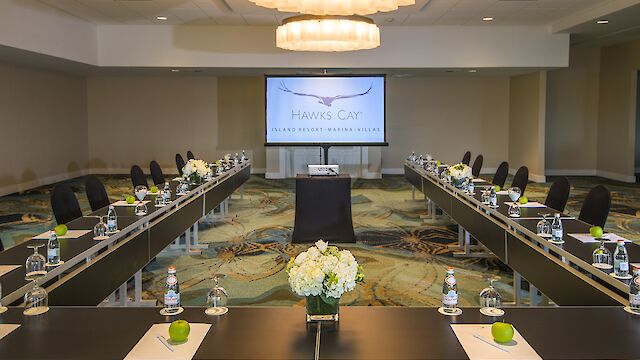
left=287, top=240, right=364, bottom=299
left=182, top=159, right=209, bottom=178
left=447, top=163, right=472, bottom=180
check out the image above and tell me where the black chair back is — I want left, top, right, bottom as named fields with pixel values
left=176, top=154, right=186, bottom=176
left=578, top=185, right=611, bottom=227
left=186, top=151, right=195, bottom=160
left=510, top=166, right=529, bottom=195
left=492, top=161, right=509, bottom=188
left=85, top=175, right=110, bottom=212
left=130, top=165, right=149, bottom=189
left=471, top=155, right=483, bottom=177
left=461, top=151, right=471, bottom=165
left=0, top=237, right=4, bottom=252
left=51, top=184, right=82, bottom=224
left=545, top=177, right=570, bottom=212
left=150, top=161, right=165, bottom=186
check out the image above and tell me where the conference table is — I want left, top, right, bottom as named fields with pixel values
left=0, top=306, right=638, bottom=359
left=0, top=161, right=251, bottom=306
left=405, top=160, right=640, bottom=306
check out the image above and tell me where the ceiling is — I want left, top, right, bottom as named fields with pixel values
left=37, top=0, right=609, bottom=26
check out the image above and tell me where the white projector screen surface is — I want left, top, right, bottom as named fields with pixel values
left=265, top=76, right=386, bottom=145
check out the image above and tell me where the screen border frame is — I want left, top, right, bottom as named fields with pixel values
left=263, top=74, right=388, bottom=147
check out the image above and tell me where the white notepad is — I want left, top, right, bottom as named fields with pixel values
left=504, top=202, right=546, bottom=208
left=0, top=265, right=20, bottom=277
left=451, top=324, right=541, bottom=360
left=0, top=324, right=20, bottom=341
left=33, top=229, right=91, bottom=240
left=124, top=323, right=211, bottom=360
left=569, top=233, right=631, bottom=243
left=112, top=200, right=150, bottom=207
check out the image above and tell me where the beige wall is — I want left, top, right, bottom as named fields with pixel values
left=382, top=76, right=510, bottom=172
left=597, top=39, right=640, bottom=182
left=508, top=71, right=546, bottom=181
left=546, top=46, right=600, bottom=174
left=0, top=61, right=88, bottom=196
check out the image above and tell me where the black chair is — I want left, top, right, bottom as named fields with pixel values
left=471, top=155, right=483, bottom=177
left=0, top=237, right=4, bottom=252
left=176, top=154, right=186, bottom=176
left=130, top=165, right=149, bottom=189
left=85, top=175, right=110, bottom=212
left=545, top=177, right=570, bottom=212
left=510, top=166, right=529, bottom=195
left=186, top=151, right=195, bottom=160
left=492, top=161, right=509, bottom=188
left=578, top=185, right=611, bottom=228
left=461, top=151, right=471, bottom=165
left=51, top=184, right=82, bottom=224
left=150, top=160, right=165, bottom=186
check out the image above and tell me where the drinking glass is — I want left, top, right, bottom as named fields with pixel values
left=206, top=274, right=229, bottom=310
left=25, top=244, right=47, bottom=280
left=507, top=187, right=521, bottom=217
left=536, top=214, right=551, bottom=237
left=134, top=185, right=148, bottom=216
left=592, top=239, right=613, bottom=270
left=93, top=215, right=108, bottom=240
left=479, top=277, right=502, bottom=309
left=23, top=280, right=48, bottom=316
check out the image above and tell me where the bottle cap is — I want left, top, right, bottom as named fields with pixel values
left=446, top=267, right=454, bottom=273
left=617, top=239, right=625, bottom=244
left=168, top=265, right=177, bottom=273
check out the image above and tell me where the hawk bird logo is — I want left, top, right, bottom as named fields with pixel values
left=279, top=81, right=373, bottom=107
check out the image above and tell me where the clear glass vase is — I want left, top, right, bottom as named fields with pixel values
left=306, top=295, right=339, bottom=322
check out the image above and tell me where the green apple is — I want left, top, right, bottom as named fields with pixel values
left=150, top=186, right=159, bottom=193
left=125, top=195, right=135, bottom=204
left=519, top=196, right=528, bottom=205
left=436, top=160, right=441, bottom=166
left=491, top=321, right=514, bottom=344
left=54, top=224, right=68, bottom=236
left=494, top=185, right=501, bottom=192
left=590, top=226, right=604, bottom=238
left=168, top=319, right=190, bottom=343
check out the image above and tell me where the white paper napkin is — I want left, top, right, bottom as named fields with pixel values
left=497, top=190, right=509, bottom=195
left=172, top=177, right=183, bottom=182
left=0, top=265, right=20, bottom=277
left=568, top=233, right=631, bottom=243
left=112, top=200, right=150, bottom=207
left=124, top=323, right=211, bottom=360
left=0, top=324, right=20, bottom=341
left=504, top=202, right=546, bottom=208
left=33, top=229, right=91, bottom=240
left=451, top=324, right=541, bottom=360
left=472, top=178, right=485, bottom=183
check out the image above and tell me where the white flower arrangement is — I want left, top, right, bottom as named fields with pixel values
left=182, top=159, right=209, bottom=179
left=447, top=163, right=472, bottom=180
left=286, top=240, right=365, bottom=299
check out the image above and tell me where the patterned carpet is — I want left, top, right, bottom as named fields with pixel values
left=1, top=174, right=639, bottom=308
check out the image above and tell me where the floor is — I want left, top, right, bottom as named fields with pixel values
left=1, top=174, right=639, bottom=308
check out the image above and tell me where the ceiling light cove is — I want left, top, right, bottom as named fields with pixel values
left=156, top=16, right=168, bottom=20
left=249, top=0, right=415, bottom=16
left=276, top=15, right=380, bottom=52
left=482, top=17, right=494, bottom=22
left=596, top=19, right=609, bottom=24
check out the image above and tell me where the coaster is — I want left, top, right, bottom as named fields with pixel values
left=46, top=260, right=65, bottom=267
left=480, top=307, right=505, bottom=317
left=548, top=239, right=565, bottom=245
left=205, top=307, right=228, bottom=316
left=509, top=214, right=521, bottom=218
left=0, top=306, right=7, bottom=314
left=23, top=306, right=49, bottom=316
left=155, top=204, right=165, bottom=208
left=610, top=273, right=633, bottom=280
left=438, top=307, right=462, bottom=316
left=537, top=233, right=552, bottom=238
left=105, top=229, right=120, bottom=235
left=135, top=211, right=148, bottom=216
left=488, top=205, right=499, bottom=209
left=93, top=236, right=109, bottom=241
left=623, top=306, right=640, bottom=315
left=592, top=263, right=613, bottom=270
left=159, top=307, right=184, bottom=316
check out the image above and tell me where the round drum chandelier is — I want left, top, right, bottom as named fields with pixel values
left=276, top=15, right=380, bottom=52
left=249, top=0, right=415, bottom=16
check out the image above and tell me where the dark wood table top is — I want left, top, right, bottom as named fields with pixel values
left=0, top=306, right=638, bottom=359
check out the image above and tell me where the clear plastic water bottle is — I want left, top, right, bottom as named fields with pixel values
left=442, top=267, right=458, bottom=312
left=47, top=231, right=60, bottom=265
left=630, top=265, right=640, bottom=312
left=106, top=205, right=117, bottom=233
left=234, top=153, right=239, bottom=166
left=241, top=150, right=247, bottom=161
left=164, top=266, right=180, bottom=310
left=418, top=155, right=424, bottom=167
left=409, top=152, right=416, bottom=162
left=613, top=240, right=629, bottom=277
left=468, top=180, right=474, bottom=194
left=551, top=214, right=563, bottom=242
left=489, top=187, right=497, bottom=207
left=162, top=182, right=171, bottom=204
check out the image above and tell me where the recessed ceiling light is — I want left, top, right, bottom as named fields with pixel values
left=482, top=17, right=494, bottom=22
left=468, top=69, right=477, bottom=73
left=156, top=16, right=168, bottom=20
left=596, top=19, right=609, bottom=24
left=170, top=69, right=180, bottom=72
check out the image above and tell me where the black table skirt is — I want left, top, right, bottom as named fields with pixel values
left=291, top=174, right=356, bottom=243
